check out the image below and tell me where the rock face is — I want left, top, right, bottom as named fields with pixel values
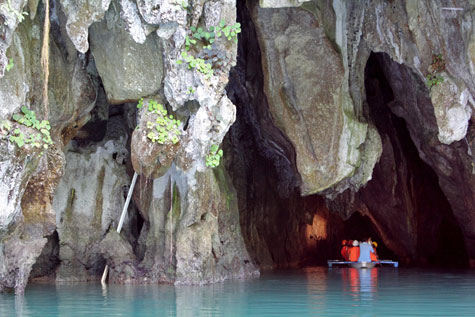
left=59, top=0, right=111, bottom=53
left=225, top=0, right=344, bottom=269
left=121, top=0, right=258, bottom=285
left=118, top=165, right=258, bottom=284
left=250, top=2, right=376, bottom=196
left=247, top=0, right=475, bottom=265
left=0, top=0, right=28, bottom=77
left=0, top=6, right=96, bottom=293
left=89, top=0, right=164, bottom=104
left=3, top=0, right=475, bottom=294
left=52, top=137, right=132, bottom=281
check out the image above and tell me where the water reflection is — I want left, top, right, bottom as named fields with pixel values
left=2, top=269, right=475, bottom=316
left=303, top=267, right=328, bottom=314
left=342, top=268, right=379, bottom=301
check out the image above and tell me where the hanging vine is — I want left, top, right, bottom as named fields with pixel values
left=40, top=0, right=50, bottom=119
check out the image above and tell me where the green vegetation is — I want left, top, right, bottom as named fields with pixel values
left=177, top=20, right=241, bottom=78
left=177, top=51, right=213, bottom=78
left=216, top=20, right=241, bottom=43
left=426, top=54, right=445, bottom=88
left=137, top=98, right=182, bottom=145
left=187, top=86, right=195, bottom=94
left=7, top=106, right=52, bottom=149
left=5, top=58, right=14, bottom=72
left=431, top=54, right=445, bottom=72
left=0, top=119, right=12, bottom=132
left=206, top=144, right=223, bottom=168
left=1, top=0, right=28, bottom=23
left=185, top=20, right=241, bottom=51
left=426, top=73, right=444, bottom=88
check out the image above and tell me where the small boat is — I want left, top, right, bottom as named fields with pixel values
left=327, top=260, right=398, bottom=268
left=350, top=261, right=376, bottom=269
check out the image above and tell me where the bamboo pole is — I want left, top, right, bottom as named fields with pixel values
left=101, top=172, right=138, bottom=285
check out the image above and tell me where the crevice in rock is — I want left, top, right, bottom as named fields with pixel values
left=29, top=231, right=60, bottom=281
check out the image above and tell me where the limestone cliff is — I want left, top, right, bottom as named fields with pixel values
left=1, top=0, right=475, bottom=294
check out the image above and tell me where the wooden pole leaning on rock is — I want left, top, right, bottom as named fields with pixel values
left=101, top=172, right=138, bottom=286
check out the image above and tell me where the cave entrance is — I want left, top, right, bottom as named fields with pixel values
left=363, top=52, right=469, bottom=267
left=343, top=212, right=397, bottom=261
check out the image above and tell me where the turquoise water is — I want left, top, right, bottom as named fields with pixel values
left=2, top=267, right=475, bottom=316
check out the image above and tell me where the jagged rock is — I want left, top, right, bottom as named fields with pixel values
left=124, top=165, right=258, bottom=284
left=0, top=10, right=96, bottom=292
left=130, top=97, right=179, bottom=179
left=0, top=0, right=28, bottom=77
left=0, top=226, right=49, bottom=293
left=136, top=0, right=186, bottom=26
left=89, top=0, right=163, bottom=104
left=250, top=3, right=371, bottom=196
left=430, top=73, right=473, bottom=145
left=52, top=137, right=131, bottom=281
left=100, top=230, right=139, bottom=283
left=0, top=147, right=64, bottom=293
left=59, top=0, right=111, bottom=53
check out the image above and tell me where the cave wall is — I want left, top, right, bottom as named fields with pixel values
left=1, top=0, right=256, bottom=293
left=1, top=0, right=475, bottom=293
left=327, top=53, right=469, bottom=266
left=243, top=0, right=475, bottom=266
left=226, top=0, right=344, bottom=269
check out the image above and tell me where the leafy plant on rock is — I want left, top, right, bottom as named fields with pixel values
left=137, top=98, right=182, bottom=145
left=177, top=20, right=241, bottom=79
left=186, top=20, right=241, bottom=51
left=426, top=53, right=445, bottom=88
left=215, top=20, right=241, bottom=43
left=177, top=51, right=213, bottom=78
left=5, top=58, right=14, bottom=72
left=426, top=73, right=444, bottom=88
left=196, top=45, right=229, bottom=72
left=0, top=119, right=12, bottom=132
left=205, top=144, right=223, bottom=168
left=8, top=106, right=52, bottom=149
left=1, top=0, right=28, bottom=24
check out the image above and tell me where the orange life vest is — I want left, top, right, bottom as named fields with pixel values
left=348, top=246, right=360, bottom=262
left=341, top=246, right=349, bottom=260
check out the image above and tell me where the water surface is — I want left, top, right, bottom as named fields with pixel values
left=2, top=267, right=475, bottom=316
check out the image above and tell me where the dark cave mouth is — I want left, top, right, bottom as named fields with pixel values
left=227, top=0, right=470, bottom=270
left=342, top=212, right=397, bottom=262
left=363, top=52, right=469, bottom=268
left=227, top=10, right=469, bottom=268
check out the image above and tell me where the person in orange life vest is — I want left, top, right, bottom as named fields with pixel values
left=348, top=240, right=360, bottom=262
left=341, top=240, right=349, bottom=261
left=370, top=241, right=379, bottom=262
left=346, top=240, right=354, bottom=260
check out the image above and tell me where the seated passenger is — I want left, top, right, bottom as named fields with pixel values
left=341, top=240, right=349, bottom=261
left=348, top=240, right=360, bottom=262
left=358, top=238, right=375, bottom=263
left=370, top=241, right=379, bottom=262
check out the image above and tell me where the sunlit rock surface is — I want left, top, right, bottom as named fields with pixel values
left=52, top=138, right=131, bottom=281
left=89, top=0, right=164, bottom=104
